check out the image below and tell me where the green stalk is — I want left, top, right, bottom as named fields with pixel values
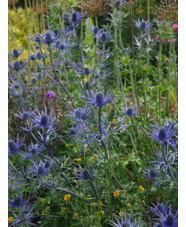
left=158, top=42, right=162, bottom=123
left=172, top=41, right=178, bottom=102
left=147, top=0, right=150, bottom=65
left=36, top=0, right=39, bottom=33
left=13, top=2, right=18, bottom=48
left=95, top=17, right=99, bottom=46
left=25, top=0, right=31, bottom=53
left=72, top=138, right=98, bottom=199
left=166, top=37, right=172, bottom=114
left=109, top=131, right=112, bottom=219
left=128, top=60, right=136, bottom=105
left=8, top=9, right=16, bottom=49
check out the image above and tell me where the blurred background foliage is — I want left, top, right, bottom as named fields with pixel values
left=8, top=0, right=178, bottom=60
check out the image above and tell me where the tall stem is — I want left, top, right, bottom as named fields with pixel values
left=48, top=45, right=72, bottom=101
left=158, top=43, right=162, bottom=123
left=166, top=37, right=172, bottom=114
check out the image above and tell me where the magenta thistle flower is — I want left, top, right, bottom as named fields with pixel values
left=173, top=24, right=178, bottom=31
left=46, top=91, right=55, bottom=98
left=165, top=58, right=169, bottom=62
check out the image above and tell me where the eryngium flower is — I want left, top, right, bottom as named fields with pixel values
left=14, top=108, right=32, bottom=120
left=143, top=167, right=158, bottom=179
left=148, top=122, right=176, bottom=144
left=90, top=25, right=101, bottom=34
left=9, top=60, right=27, bottom=71
left=67, top=107, right=90, bottom=121
left=134, top=19, right=153, bottom=31
left=8, top=135, right=25, bottom=156
left=28, top=51, right=47, bottom=61
left=33, top=109, right=54, bottom=129
left=154, top=205, right=178, bottom=227
left=74, top=165, right=95, bottom=181
left=28, top=33, right=42, bottom=42
left=22, top=142, right=43, bottom=160
left=122, top=102, right=140, bottom=117
left=113, top=0, right=126, bottom=8
left=32, top=161, right=52, bottom=177
left=38, top=31, right=59, bottom=45
left=9, top=48, right=23, bottom=58
left=9, top=194, right=30, bottom=208
left=109, top=211, right=141, bottom=227
left=84, top=91, right=115, bottom=107
left=98, top=30, right=112, bottom=42
left=151, top=201, right=169, bottom=216
left=64, top=10, right=85, bottom=25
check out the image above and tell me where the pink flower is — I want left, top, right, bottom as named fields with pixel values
left=165, top=58, right=169, bottom=62
left=155, top=35, right=160, bottom=40
left=168, top=39, right=170, bottom=43
left=173, top=38, right=176, bottom=43
left=99, top=49, right=103, bottom=55
left=173, top=24, right=178, bottom=31
left=110, top=122, right=115, bottom=127
left=46, top=91, right=55, bottom=98
left=163, top=38, right=165, bottom=43
left=158, top=39, right=161, bottom=42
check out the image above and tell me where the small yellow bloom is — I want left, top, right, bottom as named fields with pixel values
left=88, top=194, right=91, bottom=197
left=119, top=211, right=124, bottom=216
left=127, top=203, right=131, bottom=207
left=121, top=190, right=126, bottom=193
left=64, top=194, right=71, bottom=200
left=74, top=213, right=78, bottom=217
left=84, top=77, right=88, bottom=82
left=99, top=202, right=103, bottom=206
left=139, top=185, right=145, bottom=191
left=75, top=158, right=81, bottom=162
left=8, top=217, right=13, bottom=222
left=91, top=202, right=96, bottom=207
left=94, top=154, right=98, bottom=158
left=113, top=191, right=119, bottom=197
left=101, top=210, right=104, bottom=215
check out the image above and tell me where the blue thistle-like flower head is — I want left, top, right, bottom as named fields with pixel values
left=113, top=0, right=126, bottom=8
left=37, top=30, right=59, bottom=45
left=15, top=108, right=32, bottom=120
left=8, top=135, right=25, bottom=156
left=32, top=160, right=52, bottom=177
left=143, top=167, right=159, bottom=179
left=33, top=108, right=54, bottom=129
left=74, top=165, right=95, bottom=181
left=148, top=122, right=176, bottom=144
left=9, top=48, right=23, bottom=58
left=109, top=211, right=141, bottom=227
left=28, top=33, right=42, bottom=42
left=98, top=30, right=112, bottom=42
left=84, top=91, right=115, bottom=108
left=9, top=193, right=30, bottom=208
left=134, top=19, right=153, bottom=31
left=67, top=107, right=90, bottom=121
left=122, top=102, right=140, bottom=117
left=21, top=142, right=43, bottom=160
left=64, top=10, right=85, bottom=25
left=9, top=60, right=27, bottom=71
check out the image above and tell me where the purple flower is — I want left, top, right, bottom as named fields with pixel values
left=99, top=49, right=103, bottom=55
left=46, top=91, right=55, bottom=98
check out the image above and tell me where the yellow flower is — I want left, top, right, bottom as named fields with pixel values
left=101, top=210, right=104, bottom=215
left=74, top=213, right=78, bottom=217
left=75, top=158, right=81, bottom=162
left=121, top=190, right=126, bottom=193
left=64, top=194, right=71, bottom=200
left=127, top=203, right=131, bottom=207
left=93, top=154, right=98, bottom=158
left=88, top=194, right=91, bottom=197
left=8, top=217, right=13, bottom=222
left=119, top=211, right=124, bottom=216
left=139, top=185, right=145, bottom=191
left=84, top=77, right=88, bottom=82
left=99, top=202, right=103, bottom=206
left=113, top=191, right=119, bottom=197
